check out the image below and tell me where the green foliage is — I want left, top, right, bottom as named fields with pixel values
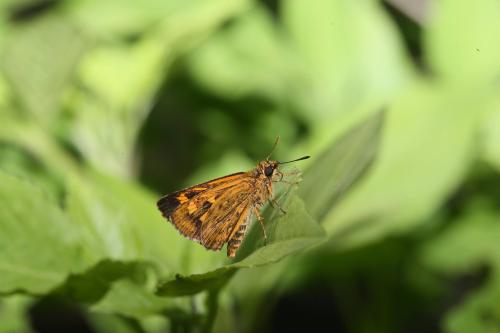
left=1, top=0, right=499, bottom=332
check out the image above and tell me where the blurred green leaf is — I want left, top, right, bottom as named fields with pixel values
left=420, top=200, right=500, bottom=333
left=66, top=170, right=194, bottom=274
left=445, top=279, right=500, bottom=333
left=0, top=171, right=85, bottom=294
left=323, top=81, right=482, bottom=248
left=65, top=0, right=180, bottom=38
left=88, top=313, right=146, bottom=333
left=68, top=0, right=251, bottom=178
left=91, top=279, right=173, bottom=318
left=3, top=15, right=85, bottom=123
left=188, top=6, right=292, bottom=101
left=481, top=97, right=500, bottom=172
left=282, top=0, right=409, bottom=118
left=68, top=36, right=172, bottom=178
left=421, top=200, right=500, bottom=274
left=425, top=0, right=500, bottom=84
left=0, top=296, right=33, bottom=333
left=189, top=0, right=409, bottom=123
left=0, top=116, right=80, bottom=181
left=58, top=260, right=155, bottom=306
left=300, top=110, right=384, bottom=222
left=67, top=0, right=251, bottom=41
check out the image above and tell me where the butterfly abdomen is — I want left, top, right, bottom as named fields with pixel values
left=227, top=222, right=248, bottom=257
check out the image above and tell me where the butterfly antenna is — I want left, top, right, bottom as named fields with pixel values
left=266, top=136, right=280, bottom=160
left=278, top=156, right=310, bottom=164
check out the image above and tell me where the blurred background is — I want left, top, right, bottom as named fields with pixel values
left=1, top=0, right=500, bottom=332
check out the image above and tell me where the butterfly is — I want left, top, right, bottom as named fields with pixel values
left=157, top=138, right=309, bottom=258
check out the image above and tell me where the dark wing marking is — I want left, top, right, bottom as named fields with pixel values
left=157, top=172, right=245, bottom=218
left=200, top=186, right=254, bottom=251
left=157, top=172, right=249, bottom=241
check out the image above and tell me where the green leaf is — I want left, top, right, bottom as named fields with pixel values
left=187, top=6, right=292, bottom=101
left=425, top=0, right=500, bottom=84
left=66, top=170, right=198, bottom=274
left=2, top=15, right=85, bottom=124
left=300, top=110, right=384, bottom=222
left=157, top=192, right=325, bottom=297
left=481, top=97, right=500, bottom=172
left=420, top=200, right=500, bottom=333
left=282, top=0, right=409, bottom=118
left=69, top=36, right=172, bottom=178
left=68, top=0, right=251, bottom=178
left=91, top=279, right=173, bottom=318
left=0, top=296, right=33, bottom=333
left=445, top=279, right=500, bottom=333
left=420, top=200, right=500, bottom=277
left=58, top=260, right=156, bottom=306
left=66, top=0, right=251, bottom=41
left=0, top=171, right=85, bottom=294
left=323, top=81, right=481, bottom=248
left=189, top=0, right=409, bottom=123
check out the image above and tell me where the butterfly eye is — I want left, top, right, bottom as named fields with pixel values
left=264, top=165, right=274, bottom=177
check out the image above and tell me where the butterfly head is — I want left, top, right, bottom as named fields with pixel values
left=259, top=160, right=279, bottom=179
left=258, top=156, right=310, bottom=179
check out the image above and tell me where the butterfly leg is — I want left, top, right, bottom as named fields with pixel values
left=280, top=170, right=301, bottom=176
left=269, top=197, right=287, bottom=215
left=273, top=170, right=300, bottom=185
left=253, top=206, right=267, bottom=246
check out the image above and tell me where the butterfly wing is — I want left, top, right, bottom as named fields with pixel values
left=199, top=185, right=254, bottom=251
left=157, top=172, right=250, bottom=242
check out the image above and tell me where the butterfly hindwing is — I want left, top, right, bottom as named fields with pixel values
left=200, top=185, right=253, bottom=251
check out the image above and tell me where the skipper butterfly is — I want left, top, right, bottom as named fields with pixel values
left=157, top=137, right=309, bottom=258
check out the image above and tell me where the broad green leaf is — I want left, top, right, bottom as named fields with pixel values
left=69, top=36, right=172, bottom=178
left=58, top=260, right=156, bottom=306
left=0, top=296, right=33, bottom=333
left=323, top=80, right=481, bottom=248
left=420, top=200, right=500, bottom=333
left=425, top=0, right=500, bottom=84
left=282, top=0, right=409, bottom=119
left=66, top=170, right=196, bottom=274
left=420, top=201, right=500, bottom=274
left=91, top=280, right=173, bottom=318
left=88, top=313, right=147, bottom=333
left=68, top=0, right=250, bottom=178
left=187, top=6, right=293, bottom=101
left=2, top=15, right=85, bottom=124
left=300, top=110, right=384, bottom=222
left=65, top=0, right=181, bottom=38
left=66, top=0, right=251, bottom=41
left=157, top=192, right=325, bottom=297
left=445, top=279, right=500, bottom=333
left=0, top=171, right=84, bottom=294
left=0, top=116, right=80, bottom=185
left=481, top=97, right=500, bottom=172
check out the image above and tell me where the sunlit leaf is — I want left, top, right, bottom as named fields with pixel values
left=0, top=171, right=85, bottom=294
left=3, top=16, right=85, bottom=123
left=323, top=81, right=481, bottom=248
left=425, top=0, right=500, bottom=84
left=157, top=192, right=325, bottom=297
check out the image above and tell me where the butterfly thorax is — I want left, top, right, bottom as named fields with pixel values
left=249, top=160, right=279, bottom=205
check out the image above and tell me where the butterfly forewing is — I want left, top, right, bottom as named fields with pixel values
left=199, top=185, right=254, bottom=250
left=157, top=172, right=245, bottom=219
left=157, top=172, right=254, bottom=251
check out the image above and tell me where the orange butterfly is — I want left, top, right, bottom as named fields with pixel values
left=157, top=138, right=309, bottom=258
